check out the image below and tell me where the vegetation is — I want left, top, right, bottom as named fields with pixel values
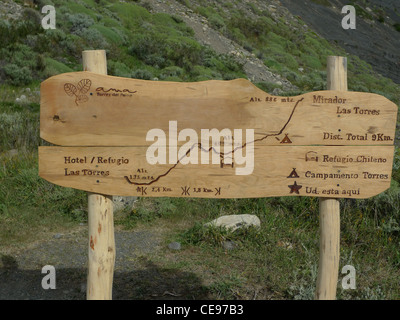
left=0, top=0, right=399, bottom=299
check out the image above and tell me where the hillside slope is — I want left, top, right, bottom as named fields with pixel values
left=280, top=0, right=400, bottom=85
left=1, top=0, right=399, bottom=101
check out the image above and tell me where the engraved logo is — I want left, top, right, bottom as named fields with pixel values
left=64, top=79, right=92, bottom=106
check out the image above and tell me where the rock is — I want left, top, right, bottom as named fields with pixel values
left=168, top=242, right=181, bottom=250
left=53, top=233, right=63, bottom=239
left=204, top=214, right=261, bottom=232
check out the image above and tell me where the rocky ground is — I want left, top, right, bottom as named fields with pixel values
left=148, top=0, right=400, bottom=85
left=147, top=0, right=298, bottom=91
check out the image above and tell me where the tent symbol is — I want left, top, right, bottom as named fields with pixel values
left=280, top=134, right=292, bottom=144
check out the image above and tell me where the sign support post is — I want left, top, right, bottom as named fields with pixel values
left=82, top=50, right=116, bottom=300
left=315, top=56, right=348, bottom=300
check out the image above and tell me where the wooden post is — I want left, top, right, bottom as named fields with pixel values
left=315, top=56, right=347, bottom=300
left=83, top=50, right=116, bottom=300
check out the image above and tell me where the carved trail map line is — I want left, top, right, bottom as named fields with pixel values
left=124, top=97, right=305, bottom=186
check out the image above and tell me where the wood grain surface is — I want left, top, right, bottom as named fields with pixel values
left=39, top=72, right=398, bottom=198
left=40, top=72, right=397, bottom=147
left=39, top=145, right=394, bottom=198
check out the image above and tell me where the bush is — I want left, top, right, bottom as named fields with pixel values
left=129, top=33, right=168, bottom=67
left=79, top=28, right=109, bottom=49
left=129, top=33, right=203, bottom=70
left=167, top=37, right=203, bottom=70
left=66, top=13, right=95, bottom=35
left=0, top=111, right=40, bottom=151
left=3, top=64, right=33, bottom=86
left=108, top=60, right=132, bottom=77
left=159, top=66, right=184, bottom=80
left=0, top=14, right=42, bottom=47
left=227, top=15, right=271, bottom=45
left=131, top=69, right=153, bottom=80
left=209, top=13, right=226, bottom=31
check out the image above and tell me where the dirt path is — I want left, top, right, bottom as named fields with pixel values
left=0, top=224, right=208, bottom=300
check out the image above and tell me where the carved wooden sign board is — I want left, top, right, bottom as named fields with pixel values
left=39, top=72, right=398, bottom=199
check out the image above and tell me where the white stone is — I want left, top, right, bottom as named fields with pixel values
left=204, top=214, right=261, bottom=231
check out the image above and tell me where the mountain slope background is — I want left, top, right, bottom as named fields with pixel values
left=281, top=0, right=400, bottom=85
left=0, top=0, right=399, bottom=300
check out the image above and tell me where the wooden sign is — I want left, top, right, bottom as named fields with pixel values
left=39, top=72, right=398, bottom=199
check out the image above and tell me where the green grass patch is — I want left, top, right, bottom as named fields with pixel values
left=43, top=57, right=74, bottom=77
left=109, top=2, right=151, bottom=28
left=90, top=24, right=124, bottom=44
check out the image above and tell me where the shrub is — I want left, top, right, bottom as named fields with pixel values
left=129, top=33, right=203, bottom=70
left=108, top=60, right=132, bottom=77
left=129, top=33, right=168, bottom=67
left=166, top=37, right=203, bottom=70
left=209, top=13, right=226, bottom=31
left=0, top=111, right=40, bottom=151
left=131, top=69, right=153, bottom=80
left=66, top=13, right=95, bottom=35
left=159, top=66, right=184, bottom=80
left=79, top=28, right=109, bottom=49
left=227, top=15, right=271, bottom=46
left=3, top=64, right=33, bottom=86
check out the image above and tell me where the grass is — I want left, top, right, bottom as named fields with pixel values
left=116, top=194, right=400, bottom=299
